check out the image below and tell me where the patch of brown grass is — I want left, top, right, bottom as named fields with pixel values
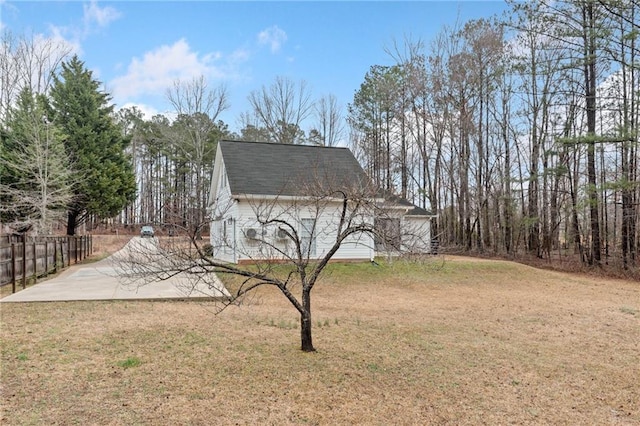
left=1, top=257, right=638, bottom=425
left=91, top=234, right=132, bottom=260
left=457, top=248, right=640, bottom=282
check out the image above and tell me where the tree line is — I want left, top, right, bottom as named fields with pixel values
left=348, top=0, right=639, bottom=269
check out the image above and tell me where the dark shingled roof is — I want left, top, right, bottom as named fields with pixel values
left=219, top=140, right=371, bottom=196
left=406, top=205, right=433, bottom=216
left=384, top=193, right=434, bottom=216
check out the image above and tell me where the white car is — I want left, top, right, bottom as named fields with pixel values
left=140, top=225, right=154, bottom=238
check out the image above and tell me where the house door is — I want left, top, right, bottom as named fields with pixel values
left=300, top=218, right=316, bottom=257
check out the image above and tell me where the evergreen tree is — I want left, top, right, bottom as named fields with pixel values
left=50, top=55, right=136, bottom=235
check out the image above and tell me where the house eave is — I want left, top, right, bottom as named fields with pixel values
left=232, top=193, right=385, bottom=203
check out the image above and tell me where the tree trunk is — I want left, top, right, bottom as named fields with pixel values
left=503, top=121, right=512, bottom=254
left=584, top=1, right=601, bottom=266
left=66, top=210, right=78, bottom=236
left=569, top=150, right=586, bottom=264
left=528, top=141, right=540, bottom=256
left=300, top=287, right=315, bottom=352
left=477, top=92, right=484, bottom=253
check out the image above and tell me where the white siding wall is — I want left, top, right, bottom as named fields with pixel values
left=233, top=199, right=374, bottom=262
left=209, top=160, right=238, bottom=263
left=402, top=216, right=432, bottom=253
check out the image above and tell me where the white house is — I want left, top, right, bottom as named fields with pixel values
left=208, top=140, right=434, bottom=264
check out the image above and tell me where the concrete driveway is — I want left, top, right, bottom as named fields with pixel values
left=1, top=237, right=229, bottom=303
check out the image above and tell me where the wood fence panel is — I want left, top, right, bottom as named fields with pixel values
left=0, top=236, right=92, bottom=292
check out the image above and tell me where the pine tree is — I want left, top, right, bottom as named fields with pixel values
left=50, top=55, right=136, bottom=235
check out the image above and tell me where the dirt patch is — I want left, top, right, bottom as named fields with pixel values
left=1, top=256, right=638, bottom=425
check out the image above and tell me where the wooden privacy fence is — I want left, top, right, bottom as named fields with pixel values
left=0, top=235, right=93, bottom=294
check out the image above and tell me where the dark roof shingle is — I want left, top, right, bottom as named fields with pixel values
left=219, top=140, right=371, bottom=196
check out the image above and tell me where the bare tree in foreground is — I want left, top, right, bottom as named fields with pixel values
left=115, top=177, right=432, bottom=352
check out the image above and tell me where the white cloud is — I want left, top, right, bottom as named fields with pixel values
left=46, top=25, right=83, bottom=56
left=83, top=0, right=121, bottom=30
left=110, top=39, right=224, bottom=100
left=17, top=1, right=120, bottom=61
left=230, top=48, right=250, bottom=63
left=0, top=1, right=18, bottom=31
left=257, top=25, right=287, bottom=53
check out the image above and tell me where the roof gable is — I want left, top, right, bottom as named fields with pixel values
left=218, top=140, right=371, bottom=196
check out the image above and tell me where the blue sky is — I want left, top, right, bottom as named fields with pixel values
left=1, top=1, right=509, bottom=132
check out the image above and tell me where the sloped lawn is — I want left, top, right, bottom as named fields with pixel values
left=1, top=257, right=638, bottom=424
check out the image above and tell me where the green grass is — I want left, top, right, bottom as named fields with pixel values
left=117, top=356, right=142, bottom=369
left=620, top=306, right=638, bottom=316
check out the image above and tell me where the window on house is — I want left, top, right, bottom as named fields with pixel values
left=300, top=218, right=317, bottom=257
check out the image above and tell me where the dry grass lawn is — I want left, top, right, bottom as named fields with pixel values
left=91, top=234, right=133, bottom=260
left=1, top=255, right=638, bottom=425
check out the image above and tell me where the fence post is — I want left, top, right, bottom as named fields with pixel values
left=32, top=241, right=37, bottom=282
left=21, top=238, right=26, bottom=290
left=53, top=238, right=58, bottom=273
left=11, top=243, right=16, bottom=294
left=44, top=240, right=49, bottom=276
